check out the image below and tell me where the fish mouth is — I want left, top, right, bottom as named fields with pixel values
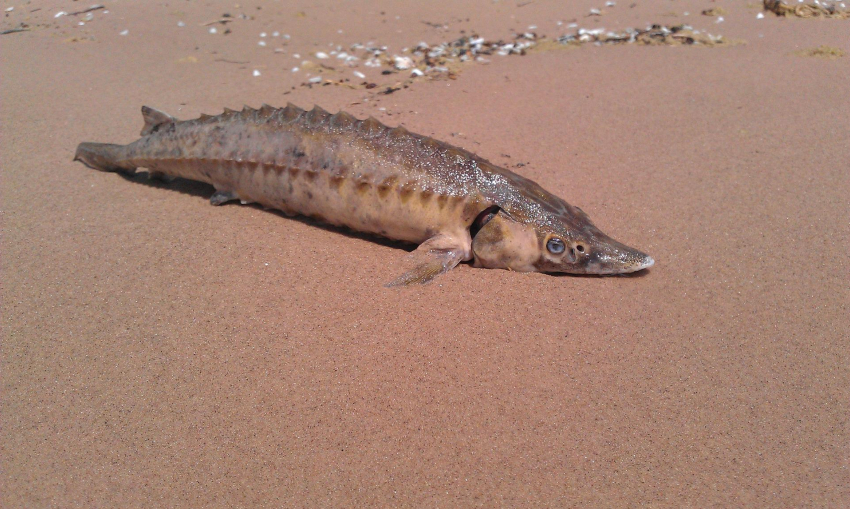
left=583, top=252, right=655, bottom=275
left=615, top=255, right=655, bottom=274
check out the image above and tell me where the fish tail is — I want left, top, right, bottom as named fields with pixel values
left=74, top=142, right=137, bottom=175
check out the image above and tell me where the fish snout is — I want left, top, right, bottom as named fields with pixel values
left=585, top=239, right=654, bottom=274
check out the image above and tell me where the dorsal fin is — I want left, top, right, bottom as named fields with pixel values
left=140, top=106, right=176, bottom=136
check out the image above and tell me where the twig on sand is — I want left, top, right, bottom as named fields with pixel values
left=1, top=26, right=29, bottom=35
left=421, top=21, right=448, bottom=29
left=201, top=18, right=235, bottom=26
left=69, top=4, right=105, bottom=16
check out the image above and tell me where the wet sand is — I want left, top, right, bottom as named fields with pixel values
left=2, top=0, right=848, bottom=506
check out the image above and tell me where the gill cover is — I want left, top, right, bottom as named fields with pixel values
left=471, top=210, right=540, bottom=272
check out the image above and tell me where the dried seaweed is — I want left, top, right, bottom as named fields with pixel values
left=764, top=0, right=850, bottom=18
left=558, top=24, right=733, bottom=46
left=793, top=45, right=846, bottom=58
left=297, top=24, right=735, bottom=92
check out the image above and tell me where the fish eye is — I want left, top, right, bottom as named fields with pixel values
left=546, top=237, right=565, bottom=255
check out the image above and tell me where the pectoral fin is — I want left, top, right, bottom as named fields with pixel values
left=386, top=235, right=469, bottom=287
left=210, top=190, right=239, bottom=206
left=148, top=171, right=175, bottom=182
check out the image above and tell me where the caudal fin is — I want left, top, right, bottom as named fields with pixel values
left=74, top=142, right=137, bottom=174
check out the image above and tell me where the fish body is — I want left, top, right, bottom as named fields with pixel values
left=75, top=104, right=653, bottom=285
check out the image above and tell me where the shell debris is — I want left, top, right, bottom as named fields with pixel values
left=558, top=24, right=733, bottom=46
left=763, top=0, right=849, bottom=17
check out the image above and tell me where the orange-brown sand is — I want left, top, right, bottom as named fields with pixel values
left=2, top=0, right=848, bottom=506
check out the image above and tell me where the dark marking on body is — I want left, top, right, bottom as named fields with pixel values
left=330, top=175, right=345, bottom=190
left=377, top=175, right=398, bottom=198
left=436, top=195, right=449, bottom=210
left=398, top=183, right=415, bottom=203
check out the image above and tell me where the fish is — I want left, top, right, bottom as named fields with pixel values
left=74, top=104, right=654, bottom=286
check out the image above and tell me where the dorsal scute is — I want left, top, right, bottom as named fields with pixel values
left=445, top=146, right=471, bottom=165
left=241, top=105, right=260, bottom=123
left=329, top=110, right=357, bottom=130
left=306, top=105, right=330, bottom=125
left=360, top=116, right=384, bottom=136
left=258, top=103, right=276, bottom=118
left=388, top=125, right=409, bottom=141
left=421, top=136, right=441, bottom=150
left=277, top=103, right=303, bottom=123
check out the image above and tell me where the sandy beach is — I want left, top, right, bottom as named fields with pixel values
left=2, top=0, right=848, bottom=506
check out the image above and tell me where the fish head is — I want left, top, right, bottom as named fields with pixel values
left=471, top=206, right=654, bottom=275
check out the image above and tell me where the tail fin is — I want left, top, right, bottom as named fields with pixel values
left=74, top=142, right=137, bottom=174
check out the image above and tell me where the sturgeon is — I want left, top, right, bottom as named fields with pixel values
left=74, top=104, right=654, bottom=285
